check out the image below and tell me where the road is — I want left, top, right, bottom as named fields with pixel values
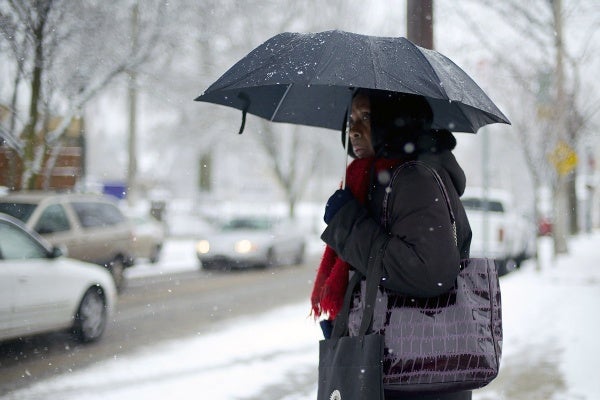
left=0, top=257, right=318, bottom=396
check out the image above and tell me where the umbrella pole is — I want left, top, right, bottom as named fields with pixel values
left=341, top=90, right=355, bottom=189
left=342, top=121, right=350, bottom=189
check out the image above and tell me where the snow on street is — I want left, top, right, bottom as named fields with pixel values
left=2, top=232, right=600, bottom=400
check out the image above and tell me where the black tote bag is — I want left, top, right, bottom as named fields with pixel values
left=318, top=333, right=385, bottom=400
left=317, top=238, right=389, bottom=400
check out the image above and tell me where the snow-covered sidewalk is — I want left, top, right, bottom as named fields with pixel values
left=3, top=232, right=600, bottom=400
left=476, top=233, right=600, bottom=400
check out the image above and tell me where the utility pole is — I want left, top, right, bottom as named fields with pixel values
left=552, top=0, right=570, bottom=254
left=127, top=3, right=139, bottom=206
left=407, top=0, right=434, bottom=49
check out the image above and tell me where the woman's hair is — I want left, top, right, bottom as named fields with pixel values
left=368, top=89, right=433, bottom=156
left=341, top=89, right=455, bottom=158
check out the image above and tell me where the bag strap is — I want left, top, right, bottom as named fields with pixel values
left=331, top=161, right=457, bottom=339
left=384, top=161, right=457, bottom=246
left=331, top=235, right=388, bottom=339
left=330, top=272, right=361, bottom=338
left=358, top=241, right=386, bottom=335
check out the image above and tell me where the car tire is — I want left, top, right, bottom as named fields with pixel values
left=265, top=248, right=276, bottom=268
left=199, top=260, right=214, bottom=270
left=498, top=257, right=518, bottom=276
left=149, top=244, right=162, bottom=264
left=294, top=244, right=306, bottom=265
left=109, top=257, right=126, bottom=292
left=72, top=286, right=107, bottom=342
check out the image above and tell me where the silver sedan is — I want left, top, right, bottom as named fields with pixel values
left=195, top=217, right=306, bottom=270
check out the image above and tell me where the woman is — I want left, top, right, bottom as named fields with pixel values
left=312, top=89, right=472, bottom=400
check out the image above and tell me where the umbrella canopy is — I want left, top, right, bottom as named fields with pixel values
left=195, top=30, right=509, bottom=133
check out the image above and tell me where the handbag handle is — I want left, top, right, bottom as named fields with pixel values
left=383, top=161, right=457, bottom=245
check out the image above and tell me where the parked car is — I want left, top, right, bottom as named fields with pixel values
left=0, top=192, right=135, bottom=290
left=195, top=216, right=306, bottom=270
left=128, top=213, right=166, bottom=264
left=461, top=187, right=536, bottom=275
left=0, top=213, right=117, bottom=343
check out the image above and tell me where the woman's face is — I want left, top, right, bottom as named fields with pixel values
left=349, top=93, right=375, bottom=158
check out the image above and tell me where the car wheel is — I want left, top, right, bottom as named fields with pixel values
left=73, top=286, right=107, bottom=342
left=200, top=260, right=214, bottom=270
left=498, top=258, right=518, bottom=276
left=505, top=258, right=518, bottom=273
left=294, top=244, right=306, bottom=265
left=265, top=248, right=277, bottom=268
left=109, top=257, right=126, bottom=292
left=149, top=244, right=162, bottom=264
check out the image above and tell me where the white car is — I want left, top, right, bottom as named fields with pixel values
left=195, top=216, right=306, bottom=270
left=462, top=187, right=536, bottom=275
left=0, top=213, right=117, bottom=343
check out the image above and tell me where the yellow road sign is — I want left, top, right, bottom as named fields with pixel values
left=549, top=140, right=578, bottom=176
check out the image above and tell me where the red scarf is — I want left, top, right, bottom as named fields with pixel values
left=311, top=157, right=403, bottom=319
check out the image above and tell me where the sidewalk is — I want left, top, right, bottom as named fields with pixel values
left=121, top=231, right=600, bottom=400
left=474, top=233, right=600, bottom=400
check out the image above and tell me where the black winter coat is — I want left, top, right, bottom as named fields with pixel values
left=321, top=150, right=473, bottom=400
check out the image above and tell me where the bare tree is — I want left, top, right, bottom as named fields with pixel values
left=99, top=0, right=406, bottom=209
left=217, top=0, right=404, bottom=217
left=177, top=0, right=353, bottom=217
left=0, top=0, right=165, bottom=190
left=448, top=0, right=600, bottom=253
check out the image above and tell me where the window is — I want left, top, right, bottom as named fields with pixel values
left=0, top=221, right=47, bottom=260
left=71, top=202, right=125, bottom=228
left=461, top=198, right=505, bottom=213
left=34, top=204, right=71, bottom=234
left=221, top=218, right=273, bottom=231
left=0, top=202, right=37, bottom=223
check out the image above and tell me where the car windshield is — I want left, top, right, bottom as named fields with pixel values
left=0, top=202, right=38, bottom=222
left=220, top=218, right=273, bottom=231
left=461, top=198, right=505, bottom=213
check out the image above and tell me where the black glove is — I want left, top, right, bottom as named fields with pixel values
left=320, top=319, right=334, bottom=339
left=323, top=188, right=353, bottom=224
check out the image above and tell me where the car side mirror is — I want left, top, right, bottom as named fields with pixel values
left=50, top=245, right=67, bottom=258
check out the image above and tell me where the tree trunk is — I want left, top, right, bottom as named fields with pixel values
left=127, top=3, right=139, bottom=206
left=22, top=3, right=49, bottom=190
left=567, top=172, right=579, bottom=234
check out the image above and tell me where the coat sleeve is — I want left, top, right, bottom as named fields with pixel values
left=321, top=164, right=460, bottom=298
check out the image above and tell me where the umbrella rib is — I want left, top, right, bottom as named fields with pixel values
left=270, top=84, right=292, bottom=121
left=368, top=37, right=379, bottom=88
left=411, top=44, right=449, bottom=99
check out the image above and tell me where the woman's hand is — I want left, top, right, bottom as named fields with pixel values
left=323, top=189, right=354, bottom=224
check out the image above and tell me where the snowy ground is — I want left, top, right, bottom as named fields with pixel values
left=2, top=232, right=600, bottom=400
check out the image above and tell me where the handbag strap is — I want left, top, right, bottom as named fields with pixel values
left=384, top=161, right=457, bottom=246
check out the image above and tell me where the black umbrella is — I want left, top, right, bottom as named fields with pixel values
left=195, top=30, right=510, bottom=134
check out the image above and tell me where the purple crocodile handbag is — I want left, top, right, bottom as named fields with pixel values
left=365, top=257, right=503, bottom=394
left=348, top=162, right=503, bottom=394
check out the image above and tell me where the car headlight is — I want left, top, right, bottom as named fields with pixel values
left=234, top=239, right=256, bottom=254
left=196, top=240, right=210, bottom=254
